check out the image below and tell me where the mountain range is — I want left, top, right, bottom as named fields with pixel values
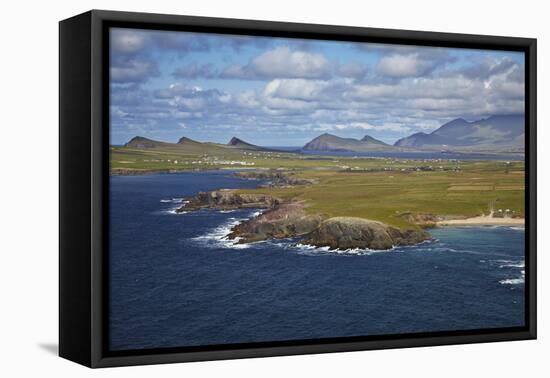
left=394, top=115, right=524, bottom=151
left=123, top=114, right=525, bottom=154
left=303, top=115, right=524, bottom=153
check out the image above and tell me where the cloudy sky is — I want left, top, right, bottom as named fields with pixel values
left=110, top=28, right=525, bottom=146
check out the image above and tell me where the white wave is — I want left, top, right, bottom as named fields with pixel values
left=293, top=243, right=395, bottom=256
left=498, top=260, right=525, bottom=285
left=499, top=277, right=525, bottom=285
left=509, top=226, right=525, bottom=231
left=160, top=198, right=187, bottom=204
left=499, top=261, right=525, bottom=269
left=219, top=210, right=236, bottom=213
left=191, top=215, right=253, bottom=250
left=166, top=208, right=186, bottom=215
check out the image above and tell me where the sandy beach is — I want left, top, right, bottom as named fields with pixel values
left=437, top=213, right=524, bottom=226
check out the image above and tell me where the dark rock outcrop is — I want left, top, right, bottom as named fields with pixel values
left=176, top=189, right=279, bottom=213
left=227, top=202, right=323, bottom=243
left=302, top=217, right=431, bottom=250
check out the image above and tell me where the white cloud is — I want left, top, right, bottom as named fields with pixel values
left=222, top=46, right=331, bottom=80
left=263, top=79, right=328, bottom=101
left=111, top=29, right=148, bottom=54
left=378, top=53, right=429, bottom=77
left=253, top=46, right=331, bottom=78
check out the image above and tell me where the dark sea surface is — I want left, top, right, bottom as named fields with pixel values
left=109, top=171, right=525, bottom=351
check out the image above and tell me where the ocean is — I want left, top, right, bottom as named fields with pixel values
left=109, top=171, right=525, bottom=351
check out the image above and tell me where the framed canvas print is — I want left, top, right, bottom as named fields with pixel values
left=59, top=10, right=536, bottom=368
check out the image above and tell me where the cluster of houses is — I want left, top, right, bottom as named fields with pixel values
left=493, top=208, right=518, bottom=218
left=191, top=159, right=255, bottom=166
left=338, top=165, right=461, bottom=172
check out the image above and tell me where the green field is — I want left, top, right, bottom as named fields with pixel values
left=111, top=144, right=525, bottom=229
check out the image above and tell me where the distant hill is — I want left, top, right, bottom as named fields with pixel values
left=227, top=137, right=261, bottom=150
left=227, top=137, right=286, bottom=152
left=361, top=135, right=389, bottom=145
left=177, top=136, right=202, bottom=145
left=302, top=133, right=393, bottom=152
left=124, top=136, right=170, bottom=148
left=394, top=115, right=524, bottom=151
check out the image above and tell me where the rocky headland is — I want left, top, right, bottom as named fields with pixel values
left=177, top=189, right=431, bottom=250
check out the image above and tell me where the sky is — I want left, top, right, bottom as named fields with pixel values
left=110, top=27, right=525, bottom=146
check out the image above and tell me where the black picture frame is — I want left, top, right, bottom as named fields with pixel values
left=59, top=9, right=537, bottom=368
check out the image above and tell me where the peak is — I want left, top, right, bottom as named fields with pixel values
left=445, top=118, right=469, bottom=126
left=128, top=136, right=149, bottom=142
left=177, top=136, right=198, bottom=144
left=228, top=137, right=243, bottom=145
left=361, top=135, right=388, bottom=145
left=125, top=136, right=164, bottom=148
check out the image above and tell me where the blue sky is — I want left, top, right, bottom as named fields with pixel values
left=110, top=28, right=525, bottom=146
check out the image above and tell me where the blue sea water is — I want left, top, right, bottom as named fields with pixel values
left=109, top=171, right=525, bottom=351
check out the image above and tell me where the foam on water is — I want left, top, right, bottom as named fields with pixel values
left=498, top=261, right=525, bottom=269
left=493, top=258, right=525, bottom=286
left=190, top=210, right=264, bottom=250
left=160, top=198, right=187, bottom=204
left=500, top=277, right=525, bottom=285
left=166, top=208, right=187, bottom=215
left=293, top=243, right=396, bottom=256
left=161, top=199, right=189, bottom=215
